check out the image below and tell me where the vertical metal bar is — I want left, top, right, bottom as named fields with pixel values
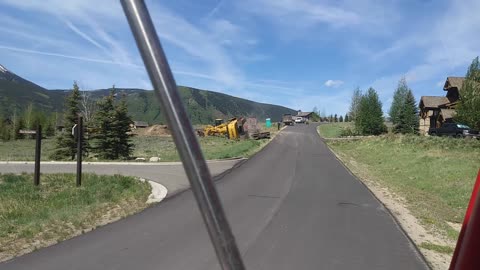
left=120, top=1, right=245, bottom=270
left=76, top=116, right=83, bottom=187
left=34, top=124, right=41, bottom=186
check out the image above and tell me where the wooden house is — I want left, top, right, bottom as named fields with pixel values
left=419, top=77, right=464, bottom=135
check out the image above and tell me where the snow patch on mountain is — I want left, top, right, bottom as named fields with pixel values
left=0, top=64, right=7, bottom=73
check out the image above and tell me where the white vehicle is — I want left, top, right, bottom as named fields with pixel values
left=295, top=117, right=304, bottom=123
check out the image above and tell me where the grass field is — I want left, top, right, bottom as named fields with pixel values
left=0, top=124, right=279, bottom=161
left=325, top=133, right=480, bottom=249
left=0, top=173, right=150, bottom=261
left=317, top=122, right=353, bottom=138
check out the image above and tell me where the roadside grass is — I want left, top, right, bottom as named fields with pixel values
left=0, top=124, right=279, bottom=162
left=419, top=242, right=455, bottom=254
left=133, top=136, right=264, bottom=161
left=134, top=124, right=280, bottom=161
left=0, top=173, right=150, bottom=261
left=326, top=134, right=480, bottom=243
left=317, top=122, right=353, bottom=138
left=0, top=138, right=56, bottom=161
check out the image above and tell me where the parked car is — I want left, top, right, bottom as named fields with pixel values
left=294, top=117, right=304, bottom=124
left=428, top=123, right=479, bottom=138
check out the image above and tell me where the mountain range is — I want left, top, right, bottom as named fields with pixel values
left=0, top=64, right=296, bottom=124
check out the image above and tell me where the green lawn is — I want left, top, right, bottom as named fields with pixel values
left=327, top=135, right=480, bottom=246
left=0, top=126, right=279, bottom=162
left=317, top=122, right=353, bottom=138
left=133, top=135, right=265, bottom=161
left=0, top=173, right=150, bottom=261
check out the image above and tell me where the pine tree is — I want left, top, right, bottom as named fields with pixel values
left=395, top=90, right=419, bottom=134
left=92, top=88, right=134, bottom=160
left=339, top=115, right=344, bottom=122
left=349, top=87, right=362, bottom=121
left=389, top=77, right=410, bottom=125
left=456, top=57, right=480, bottom=129
left=334, top=114, right=338, bottom=122
left=93, top=90, right=117, bottom=159
left=50, top=81, right=82, bottom=160
left=113, top=95, right=134, bottom=159
left=344, top=114, right=349, bottom=122
left=355, top=87, right=387, bottom=135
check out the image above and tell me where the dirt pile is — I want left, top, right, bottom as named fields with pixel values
left=134, top=125, right=171, bottom=136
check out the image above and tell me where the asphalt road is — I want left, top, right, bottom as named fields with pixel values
left=1, top=124, right=429, bottom=270
left=0, top=160, right=242, bottom=197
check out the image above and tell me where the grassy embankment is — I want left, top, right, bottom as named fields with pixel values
left=0, top=173, right=150, bottom=261
left=318, top=123, right=480, bottom=254
left=0, top=124, right=280, bottom=161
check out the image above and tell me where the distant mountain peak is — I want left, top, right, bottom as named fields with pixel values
left=0, top=64, right=8, bottom=73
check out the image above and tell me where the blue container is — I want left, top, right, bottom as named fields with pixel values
left=266, top=118, right=271, bottom=128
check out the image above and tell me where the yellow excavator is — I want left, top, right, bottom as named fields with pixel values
left=198, top=118, right=246, bottom=139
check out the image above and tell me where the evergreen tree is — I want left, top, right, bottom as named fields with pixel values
left=334, top=114, right=338, bottom=122
left=349, top=87, right=362, bottom=121
left=113, top=95, right=134, bottom=159
left=395, top=90, right=419, bottom=134
left=93, top=90, right=117, bottom=159
left=344, top=114, right=349, bottom=122
left=92, top=88, right=134, bottom=160
left=355, top=88, right=387, bottom=135
left=389, top=77, right=410, bottom=125
left=50, top=81, right=82, bottom=160
left=456, top=57, right=480, bottom=129
left=339, top=115, right=344, bottom=122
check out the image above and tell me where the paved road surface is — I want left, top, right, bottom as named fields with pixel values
left=1, top=124, right=428, bottom=270
left=0, top=160, right=243, bottom=197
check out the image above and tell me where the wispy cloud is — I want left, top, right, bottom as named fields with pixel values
left=324, top=80, right=344, bottom=88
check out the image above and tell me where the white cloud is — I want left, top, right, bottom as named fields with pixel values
left=324, top=80, right=344, bottom=88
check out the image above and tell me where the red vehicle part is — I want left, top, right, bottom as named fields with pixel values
left=450, top=170, right=480, bottom=270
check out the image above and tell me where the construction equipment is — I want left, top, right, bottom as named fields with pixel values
left=282, top=114, right=294, bottom=126
left=199, top=118, right=246, bottom=139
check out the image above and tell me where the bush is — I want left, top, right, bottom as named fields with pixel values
left=340, top=127, right=360, bottom=137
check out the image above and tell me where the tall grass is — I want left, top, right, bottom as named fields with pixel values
left=0, top=173, right=150, bottom=259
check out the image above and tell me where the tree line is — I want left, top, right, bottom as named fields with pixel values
left=347, top=80, right=418, bottom=136
left=0, top=82, right=134, bottom=160
left=0, top=104, right=57, bottom=141
left=311, top=107, right=352, bottom=123
left=50, top=82, right=134, bottom=160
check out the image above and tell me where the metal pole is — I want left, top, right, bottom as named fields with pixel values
left=76, top=116, right=83, bottom=187
left=120, top=1, right=245, bottom=269
left=34, top=124, right=41, bottom=186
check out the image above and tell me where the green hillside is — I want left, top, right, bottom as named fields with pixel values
left=0, top=65, right=296, bottom=124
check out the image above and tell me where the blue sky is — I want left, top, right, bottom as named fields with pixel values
left=0, top=0, right=479, bottom=116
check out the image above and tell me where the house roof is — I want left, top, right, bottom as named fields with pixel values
left=133, top=121, right=148, bottom=127
left=419, top=96, right=449, bottom=108
left=297, top=112, right=313, bottom=117
left=440, top=109, right=456, bottom=119
left=443, top=77, right=465, bottom=91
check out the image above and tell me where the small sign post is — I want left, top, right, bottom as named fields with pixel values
left=76, top=117, right=83, bottom=187
left=34, top=125, right=41, bottom=186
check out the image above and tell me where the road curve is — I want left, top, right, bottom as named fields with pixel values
left=1, top=124, right=428, bottom=270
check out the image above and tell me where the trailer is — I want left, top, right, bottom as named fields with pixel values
left=282, top=114, right=294, bottom=126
